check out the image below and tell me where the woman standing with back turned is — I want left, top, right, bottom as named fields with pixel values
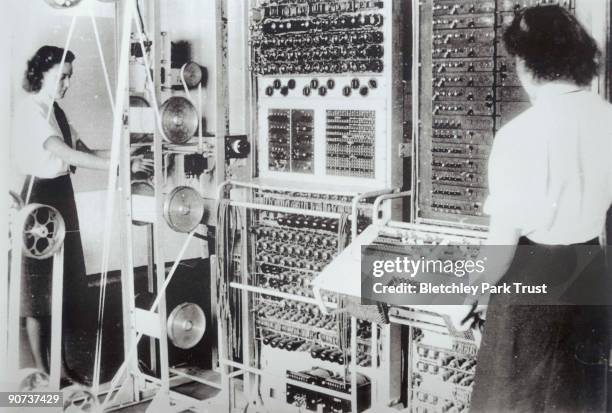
left=467, top=6, right=612, bottom=412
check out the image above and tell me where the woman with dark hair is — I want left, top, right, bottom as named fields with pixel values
left=464, top=6, right=612, bottom=412
left=12, top=45, right=151, bottom=383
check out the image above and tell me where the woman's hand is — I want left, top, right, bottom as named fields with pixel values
left=131, top=155, right=154, bottom=174
left=460, top=301, right=487, bottom=329
left=459, top=301, right=486, bottom=345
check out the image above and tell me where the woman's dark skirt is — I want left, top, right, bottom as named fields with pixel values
left=20, top=175, right=87, bottom=319
left=470, top=237, right=611, bottom=412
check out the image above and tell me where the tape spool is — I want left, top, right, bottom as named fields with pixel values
left=62, top=385, right=100, bottom=413
left=160, top=96, right=199, bottom=144
left=17, top=368, right=50, bottom=391
left=181, top=62, right=205, bottom=89
left=163, top=186, right=204, bottom=233
left=167, top=302, right=206, bottom=350
left=18, top=203, right=66, bottom=260
left=43, top=0, right=83, bottom=8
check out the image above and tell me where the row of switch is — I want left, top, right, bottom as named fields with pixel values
left=262, top=44, right=384, bottom=61
left=260, top=13, right=384, bottom=35
left=257, top=241, right=336, bottom=259
left=254, top=30, right=383, bottom=49
left=264, top=0, right=383, bottom=18
left=254, top=59, right=383, bottom=75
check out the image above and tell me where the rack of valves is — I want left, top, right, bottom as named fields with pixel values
left=228, top=0, right=582, bottom=412
left=225, top=186, right=378, bottom=413
left=418, top=0, right=573, bottom=225
left=250, top=0, right=391, bottom=183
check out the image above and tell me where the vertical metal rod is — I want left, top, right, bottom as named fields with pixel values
left=92, top=0, right=133, bottom=393
left=145, top=0, right=172, bottom=402
left=406, top=325, right=413, bottom=411
left=215, top=0, right=230, bottom=187
left=97, top=0, right=135, bottom=400
left=410, top=0, right=420, bottom=224
left=198, top=82, right=203, bottom=152
left=350, top=316, right=358, bottom=411
left=0, top=222, right=12, bottom=378
left=146, top=224, right=157, bottom=374
left=7, top=231, right=24, bottom=377
left=115, top=0, right=139, bottom=403
left=49, top=247, right=64, bottom=390
left=146, top=224, right=155, bottom=292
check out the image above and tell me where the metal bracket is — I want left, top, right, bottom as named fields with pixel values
left=398, top=142, right=412, bottom=158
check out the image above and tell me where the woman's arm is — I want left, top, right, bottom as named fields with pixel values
left=471, top=215, right=521, bottom=286
left=46, top=136, right=154, bottom=173
left=44, top=136, right=109, bottom=170
left=76, top=139, right=111, bottom=158
left=452, top=215, right=521, bottom=332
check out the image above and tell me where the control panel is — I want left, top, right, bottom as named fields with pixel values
left=237, top=188, right=383, bottom=408
left=416, top=0, right=574, bottom=225
left=252, top=208, right=372, bottom=365
left=251, top=1, right=385, bottom=76
left=363, top=224, right=483, bottom=410
left=286, top=368, right=371, bottom=412
left=410, top=330, right=478, bottom=413
left=250, top=0, right=402, bottom=188
left=326, top=109, right=376, bottom=178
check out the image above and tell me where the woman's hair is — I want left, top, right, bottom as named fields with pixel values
left=503, top=5, right=600, bottom=86
left=23, top=45, right=75, bottom=93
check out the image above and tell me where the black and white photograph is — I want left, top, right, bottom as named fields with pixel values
left=2, top=0, right=612, bottom=412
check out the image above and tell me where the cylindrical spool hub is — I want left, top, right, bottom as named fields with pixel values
left=167, top=302, right=206, bottom=349
left=62, top=385, right=100, bottom=413
left=181, top=62, right=205, bottom=89
left=43, top=0, right=83, bottom=8
left=18, top=203, right=66, bottom=260
left=17, top=368, right=50, bottom=391
left=163, top=186, right=205, bottom=233
left=160, top=96, right=199, bottom=144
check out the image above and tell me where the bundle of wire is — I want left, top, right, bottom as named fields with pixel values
left=336, top=213, right=351, bottom=380
left=216, top=200, right=242, bottom=361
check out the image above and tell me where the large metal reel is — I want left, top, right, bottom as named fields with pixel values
left=163, top=186, right=204, bottom=233
left=167, top=302, right=206, bottom=350
left=18, top=203, right=66, bottom=260
left=160, top=96, right=199, bottom=144
left=62, top=385, right=100, bottom=413
left=17, top=368, right=50, bottom=391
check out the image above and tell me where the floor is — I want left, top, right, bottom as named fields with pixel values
left=110, top=382, right=224, bottom=413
